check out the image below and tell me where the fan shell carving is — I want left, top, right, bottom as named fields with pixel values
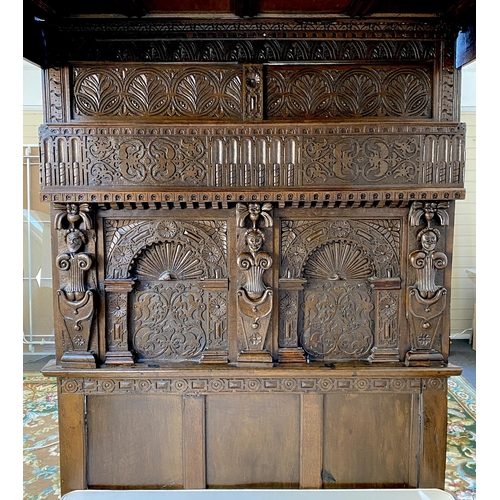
left=134, top=241, right=206, bottom=281
left=304, top=240, right=375, bottom=281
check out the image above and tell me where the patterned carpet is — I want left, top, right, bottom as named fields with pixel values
left=23, top=374, right=476, bottom=499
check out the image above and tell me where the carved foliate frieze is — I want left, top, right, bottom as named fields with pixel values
left=54, top=203, right=97, bottom=368
left=301, top=135, right=421, bottom=185
left=39, top=123, right=465, bottom=193
left=267, top=66, right=432, bottom=119
left=406, top=201, right=450, bottom=366
left=51, top=18, right=453, bottom=67
left=86, top=135, right=208, bottom=186
left=59, top=38, right=438, bottom=64
left=73, top=65, right=243, bottom=119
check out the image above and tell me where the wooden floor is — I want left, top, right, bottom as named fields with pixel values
left=448, top=339, right=476, bottom=386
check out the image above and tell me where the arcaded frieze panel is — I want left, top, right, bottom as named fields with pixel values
left=66, top=64, right=434, bottom=121
left=39, top=122, right=465, bottom=194
left=266, top=66, right=432, bottom=119
left=72, top=65, right=244, bottom=119
left=50, top=201, right=452, bottom=368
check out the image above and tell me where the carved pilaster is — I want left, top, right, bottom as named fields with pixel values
left=200, top=279, right=229, bottom=364
left=236, top=203, right=274, bottom=367
left=406, top=202, right=449, bottom=366
left=54, top=203, right=97, bottom=368
left=369, top=277, right=402, bottom=363
left=278, top=278, right=307, bottom=363
left=104, top=279, right=135, bottom=365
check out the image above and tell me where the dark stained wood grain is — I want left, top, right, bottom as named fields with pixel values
left=37, top=3, right=469, bottom=493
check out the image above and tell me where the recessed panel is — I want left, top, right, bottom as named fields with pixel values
left=206, top=393, right=300, bottom=488
left=323, top=392, right=416, bottom=487
left=87, top=394, right=183, bottom=487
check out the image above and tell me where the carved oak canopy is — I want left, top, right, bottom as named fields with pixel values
left=25, top=0, right=475, bottom=369
left=28, top=2, right=475, bottom=493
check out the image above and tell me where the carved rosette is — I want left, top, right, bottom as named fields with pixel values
left=54, top=203, right=97, bottom=368
left=406, top=201, right=450, bottom=366
left=236, top=203, right=274, bottom=366
left=243, top=64, right=263, bottom=121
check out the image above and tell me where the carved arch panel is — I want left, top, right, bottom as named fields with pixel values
left=279, top=215, right=403, bottom=362
left=102, top=215, right=229, bottom=364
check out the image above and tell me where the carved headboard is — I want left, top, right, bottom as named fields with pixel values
left=40, top=18, right=464, bottom=369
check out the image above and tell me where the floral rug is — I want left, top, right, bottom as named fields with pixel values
left=23, top=373, right=60, bottom=500
left=23, top=373, right=476, bottom=499
left=445, top=376, right=476, bottom=499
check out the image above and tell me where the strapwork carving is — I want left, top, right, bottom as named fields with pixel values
left=406, top=202, right=450, bottom=366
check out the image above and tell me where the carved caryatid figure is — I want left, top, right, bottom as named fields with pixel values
left=406, top=202, right=449, bottom=365
left=409, top=228, right=448, bottom=299
left=56, top=230, right=93, bottom=300
left=56, top=226, right=96, bottom=367
left=236, top=203, right=274, bottom=364
left=237, top=228, right=272, bottom=300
